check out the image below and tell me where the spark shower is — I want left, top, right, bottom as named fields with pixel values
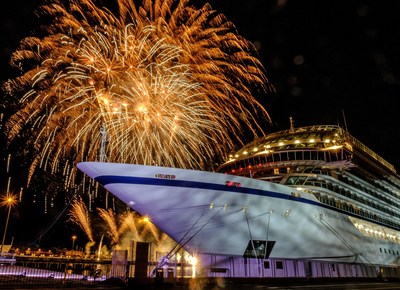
left=3, top=0, right=272, bottom=189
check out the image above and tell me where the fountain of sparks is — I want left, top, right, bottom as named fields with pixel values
left=68, top=198, right=95, bottom=255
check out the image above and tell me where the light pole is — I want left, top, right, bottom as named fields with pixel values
left=72, top=235, right=77, bottom=251
left=1, top=194, right=17, bottom=254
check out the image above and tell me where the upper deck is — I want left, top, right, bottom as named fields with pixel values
left=217, top=125, right=396, bottom=175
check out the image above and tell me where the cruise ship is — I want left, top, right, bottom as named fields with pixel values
left=77, top=124, right=400, bottom=278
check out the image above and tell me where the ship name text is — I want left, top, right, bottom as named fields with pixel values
left=155, top=174, right=176, bottom=180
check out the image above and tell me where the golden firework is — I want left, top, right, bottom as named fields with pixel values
left=98, top=208, right=120, bottom=244
left=68, top=198, right=94, bottom=243
left=3, top=0, right=272, bottom=187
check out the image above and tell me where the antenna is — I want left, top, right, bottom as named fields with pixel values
left=289, top=116, right=295, bottom=132
left=341, top=109, right=348, bottom=132
left=100, top=123, right=108, bottom=162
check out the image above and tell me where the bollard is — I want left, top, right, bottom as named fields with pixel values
left=155, top=268, right=164, bottom=285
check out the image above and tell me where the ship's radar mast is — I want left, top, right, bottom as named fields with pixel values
left=289, top=117, right=295, bottom=133
left=100, top=123, right=108, bottom=162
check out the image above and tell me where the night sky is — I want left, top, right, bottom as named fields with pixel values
left=1, top=0, right=400, bottom=247
left=207, top=0, right=400, bottom=170
left=1, top=0, right=400, bottom=169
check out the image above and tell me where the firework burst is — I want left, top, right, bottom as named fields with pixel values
left=3, top=0, right=272, bottom=187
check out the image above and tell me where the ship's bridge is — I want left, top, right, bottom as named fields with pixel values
left=217, top=125, right=395, bottom=179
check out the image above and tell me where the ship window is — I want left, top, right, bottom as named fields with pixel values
left=380, top=248, right=382, bottom=253
left=286, top=176, right=298, bottom=185
left=273, top=168, right=279, bottom=175
left=310, top=151, right=318, bottom=160
left=331, top=152, right=338, bottom=162
left=264, top=261, right=270, bottom=269
left=276, top=261, right=283, bottom=269
left=304, top=166, right=314, bottom=173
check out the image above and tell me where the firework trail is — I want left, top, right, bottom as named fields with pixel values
left=116, top=211, right=162, bottom=243
left=118, top=211, right=175, bottom=248
left=119, top=211, right=142, bottom=241
left=97, top=208, right=119, bottom=244
left=68, top=198, right=94, bottom=243
left=141, top=216, right=162, bottom=243
left=3, top=0, right=272, bottom=187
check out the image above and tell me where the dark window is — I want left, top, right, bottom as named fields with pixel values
left=310, top=151, right=318, bottom=160
left=264, top=261, right=270, bottom=269
left=276, top=261, right=283, bottom=269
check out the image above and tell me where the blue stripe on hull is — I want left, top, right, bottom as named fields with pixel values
left=95, top=174, right=396, bottom=232
left=95, top=174, right=314, bottom=203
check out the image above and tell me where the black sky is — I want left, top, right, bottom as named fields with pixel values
left=1, top=0, right=400, bottom=171
left=207, top=0, right=400, bottom=171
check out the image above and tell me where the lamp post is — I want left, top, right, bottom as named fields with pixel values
left=72, top=235, right=77, bottom=251
left=1, top=194, right=17, bottom=254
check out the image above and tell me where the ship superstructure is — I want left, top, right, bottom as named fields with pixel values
left=218, top=125, right=400, bottom=243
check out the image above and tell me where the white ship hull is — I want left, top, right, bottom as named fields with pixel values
left=77, top=162, right=400, bottom=267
